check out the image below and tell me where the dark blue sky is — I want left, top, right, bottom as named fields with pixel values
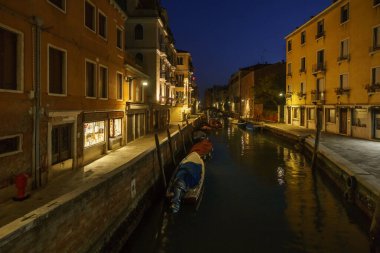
left=162, top=0, right=332, bottom=97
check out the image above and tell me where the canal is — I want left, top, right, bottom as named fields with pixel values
left=121, top=125, right=371, bottom=253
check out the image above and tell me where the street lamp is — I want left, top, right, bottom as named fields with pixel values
left=142, top=81, right=148, bottom=86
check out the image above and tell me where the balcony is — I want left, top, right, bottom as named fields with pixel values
left=299, top=68, right=306, bottom=74
left=285, top=91, right=293, bottom=99
left=337, top=54, right=350, bottom=62
left=334, top=87, right=350, bottom=96
left=315, top=31, right=325, bottom=40
left=311, top=90, right=325, bottom=104
left=296, top=92, right=306, bottom=99
left=312, top=62, right=326, bottom=74
left=286, top=72, right=293, bottom=77
left=365, top=83, right=380, bottom=95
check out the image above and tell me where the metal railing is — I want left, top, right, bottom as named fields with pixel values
left=312, top=62, right=326, bottom=73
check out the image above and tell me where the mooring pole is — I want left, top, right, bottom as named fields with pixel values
left=154, top=133, right=166, bottom=188
left=178, top=124, right=187, bottom=153
left=167, top=128, right=176, bottom=166
left=311, top=107, right=322, bottom=170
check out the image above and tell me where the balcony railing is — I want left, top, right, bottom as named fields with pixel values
left=365, top=83, right=380, bottom=94
left=369, top=45, right=380, bottom=54
left=296, top=92, right=306, bottom=99
left=312, top=62, right=326, bottom=74
left=299, top=68, right=306, bottom=74
left=311, top=90, right=325, bottom=103
left=334, top=87, right=350, bottom=96
left=285, top=91, right=293, bottom=99
left=287, top=72, right=293, bottom=77
left=337, top=54, right=350, bottom=62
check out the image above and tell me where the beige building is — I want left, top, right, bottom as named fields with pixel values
left=285, top=0, right=380, bottom=139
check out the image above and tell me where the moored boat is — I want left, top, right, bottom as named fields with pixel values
left=190, top=139, right=213, bottom=160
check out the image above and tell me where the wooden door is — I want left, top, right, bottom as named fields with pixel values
left=340, top=108, right=347, bottom=134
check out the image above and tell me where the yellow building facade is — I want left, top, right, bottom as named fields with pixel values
left=285, top=0, right=380, bottom=139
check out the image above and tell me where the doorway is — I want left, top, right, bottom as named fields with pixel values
left=340, top=108, right=347, bottom=135
left=287, top=107, right=291, bottom=124
left=374, top=110, right=380, bottom=139
left=300, top=107, right=305, bottom=127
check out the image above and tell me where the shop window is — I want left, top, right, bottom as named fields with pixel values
left=85, top=60, right=96, bottom=97
left=52, top=124, right=71, bottom=164
left=84, top=121, right=105, bottom=147
left=109, top=118, right=122, bottom=138
left=134, top=24, right=143, bottom=40
left=116, top=27, right=123, bottom=49
left=98, top=11, right=107, bottom=39
left=308, top=108, right=315, bottom=120
left=99, top=65, right=108, bottom=99
left=85, top=1, right=96, bottom=31
left=0, top=135, right=21, bottom=157
left=326, top=109, right=336, bottom=123
left=352, top=109, right=367, bottom=127
left=48, top=0, right=66, bottom=12
left=48, top=45, right=66, bottom=95
left=340, top=3, right=349, bottom=24
left=116, top=72, right=123, bottom=100
left=0, top=26, right=22, bottom=91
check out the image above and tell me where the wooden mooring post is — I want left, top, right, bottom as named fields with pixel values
left=167, top=128, right=176, bottom=166
left=311, top=107, right=322, bottom=170
left=154, top=133, right=166, bottom=188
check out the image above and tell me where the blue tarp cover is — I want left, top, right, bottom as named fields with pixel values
left=174, top=162, right=202, bottom=188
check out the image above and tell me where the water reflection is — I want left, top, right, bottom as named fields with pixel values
left=123, top=125, right=370, bottom=253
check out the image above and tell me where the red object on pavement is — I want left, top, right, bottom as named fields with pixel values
left=13, top=173, right=30, bottom=201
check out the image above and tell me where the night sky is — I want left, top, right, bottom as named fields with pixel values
left=162, top=0, right=332, bottom=98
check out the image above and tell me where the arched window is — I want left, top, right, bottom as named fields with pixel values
left=135, top=24, right=143, bottom=40
left=135, top=53, right=143, bottom=65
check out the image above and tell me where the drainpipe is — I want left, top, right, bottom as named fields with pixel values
left=32, top=16, right=43, bottom=188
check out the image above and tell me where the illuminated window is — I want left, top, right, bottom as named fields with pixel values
left=326, top=109, right=336, bottom=123
left=84, top=121, right=105, bottom=147
left=85, top=1, right=96, bottom=31
left=135, top=24, right=143, bottom=40
left=340, top=3, right=349, bottom=23
left=99, top=65, right=108, bottom=99
left=48, top=0, right=66, bottom=11
left=98, top=11, right=107, bottom=39
left=85, top=60, right=96, bottom=98
left=0, top=26, right=22, bottom=91
left=48, top=45, right=66, bottom=95
left=109, top=118, right=122, bottom=138
left=0, top=135, right=22, bottom=157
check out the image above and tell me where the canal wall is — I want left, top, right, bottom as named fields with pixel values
left=0, top=121, right=197, bottom=253
left=264, top=125, right=379, bottom=221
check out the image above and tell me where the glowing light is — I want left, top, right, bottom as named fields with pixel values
left=142, top=81, right=148, bottom=86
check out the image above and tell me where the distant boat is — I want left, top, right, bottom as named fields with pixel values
left=245, top=122, right=262, bottom=131
left=166, top=152, right=205, bottom=213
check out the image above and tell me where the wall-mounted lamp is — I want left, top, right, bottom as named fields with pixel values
left=142, top=81, right=148, bottom=86
left=125, top=76, right=136, bottom=82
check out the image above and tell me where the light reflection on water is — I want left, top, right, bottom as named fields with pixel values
left=122, top=125, right=370, bottom=253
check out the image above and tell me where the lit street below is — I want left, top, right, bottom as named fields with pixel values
left=123, top=125, right=370, bottom=253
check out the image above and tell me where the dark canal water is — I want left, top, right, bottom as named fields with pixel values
left=122, top=125, right=371, bottom=253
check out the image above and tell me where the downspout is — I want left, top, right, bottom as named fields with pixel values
left=32, top=16, right=43, bottom=188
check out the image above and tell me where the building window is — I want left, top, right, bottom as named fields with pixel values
left=177, top=57, right=184, bottom=65
left=340, top=74, right=349, bottom=89
left=52, top=124, right=71, bottom=164
left=373, top=26, right=380, bottom=51
left=0, top=26, right=22, bottom=91
left=116, top=72, right=123, bottom=100
left=134, top=24, right=143, bottom=40
left=0, top=135, right=22, bottom=157
left=84, top=121, right=105, bottom=148
left=128, top=79, right=133, bottom=101
left=340, top=3, right=349, bottom=23
left=135, top=53, right=143, bottom=65
left=316, top=50, right=325, bottom=71
left=300, top=57, right=306, bottom=72
left=372, top=67, right=380, bottom=85
left=109, top=118, right=122, bottom=138
left=301, top=31, right=306, bottom=45
left=48, top=0, right=66, bottom=12
left=287, top=84, right=292, bottom=92
left=85, top=1, right=96, bottom=31
left=287, top=63, right=292, bottom=76
left=326, top=109, right=336, bottom=123
left=352, top=109, right=367, bottom=127
left=307, top=108, right=315, bottom=120
left=316, top=20, right=325, bottom=39
left=287, top=40, right=292, bottom=52
left=99, top=65, right=108, bottom=99
left=48, top=45, right=66, bottom=95
left=339, top=39, right=349, bottom=60
left=98, top=11, right=107, bottom=39
left=300, top=82, right=305, bottom=93
left=116, top=27, right=123, bottom=49
left=85, top=60, right=96, bottom=98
